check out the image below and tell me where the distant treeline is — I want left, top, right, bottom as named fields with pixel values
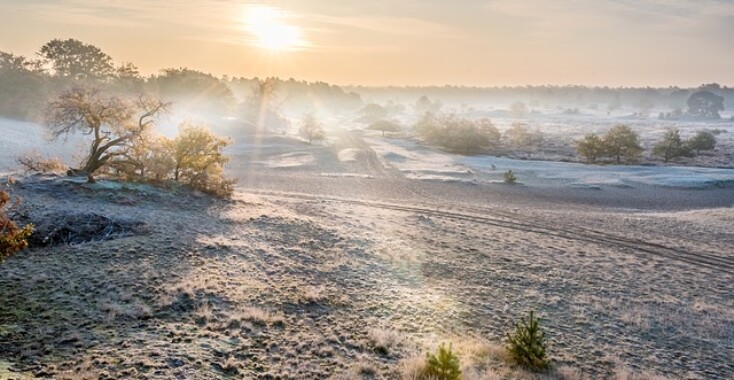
left=1, top=38, right=732, bottom=123
left=0, top=39, right=362, bottom=122
left=347, top=84, right=734, bottom=111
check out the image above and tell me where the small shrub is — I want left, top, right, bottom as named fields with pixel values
left=503, top=170, right=517, bottom=184
left=1, top=191, right=33, bottom=261
left=506, top=310, right=550, bottom=371
left=424, top=344, right=462, bottom=380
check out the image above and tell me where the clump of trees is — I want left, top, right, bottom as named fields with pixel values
left=687, top=91, right=724, bottom=119
left=414, top=114, right=500, bottom=154
left=1, top=191, right=33, bottom=262
left=687, top=130, right=717, bottom=155
left=576, top=125, right=642, bottom=164
left=44, top=87, right=235, bottom=197
left=0, top=39, right=364, bottom=126
left=39, top=38, right=115, bottom=81
left=578, top=125, right=717, bottom=164
left=298, top=113, right=325, bottom=144
left=652, top=129, right=718, bottom=162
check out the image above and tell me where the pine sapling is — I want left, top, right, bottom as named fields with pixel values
left=424, top=343, right=461, bottom=380
left=506, top=310, right=550, bottom=371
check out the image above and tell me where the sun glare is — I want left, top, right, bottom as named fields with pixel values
left=245, top=6, right=307, bottom=51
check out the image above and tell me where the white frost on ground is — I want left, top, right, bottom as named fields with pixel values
left=0, top=118, right=82, bottom=172
left=260, top=152, right=316, bottom=168
left=319, top=172, right=373, bottom=179
left=337, top=148, right=360, bottom=162
left=367, top=137, right=476, bottom=181
left=367, top=136, right=734, bottom=189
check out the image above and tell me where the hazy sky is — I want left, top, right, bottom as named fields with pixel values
left=1, top=0, right=733, bottom=87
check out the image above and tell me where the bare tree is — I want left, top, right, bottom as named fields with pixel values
left=299, top=113, right=325, bottom=144
left=44, top=86, right=167, bottom=182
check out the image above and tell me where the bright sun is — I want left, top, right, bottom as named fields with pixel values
left=246, top=6, right=306, bottom=51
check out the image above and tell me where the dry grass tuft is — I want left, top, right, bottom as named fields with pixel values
left=612, top=365, right=671, bottom=380
left=399, top=355, right=429, bottom=380
left=232, top=306, right=285, bottom=327
left=332, top=360, right=379, bottom=379
left=300, top=285, right=329, bottom=304
left=368, top=327, right=403, bottom=356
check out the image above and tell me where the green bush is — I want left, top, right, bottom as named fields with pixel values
left=506, top=310, right=550, bottom=371
left=414, top=114, right=499, bottom=154
left=423, top=344, right=461, bottom=380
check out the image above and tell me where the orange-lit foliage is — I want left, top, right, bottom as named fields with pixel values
left=0, top=191, right=33, bottom=261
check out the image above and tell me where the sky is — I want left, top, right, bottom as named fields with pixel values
left=1, top=0, right=733, bottom=87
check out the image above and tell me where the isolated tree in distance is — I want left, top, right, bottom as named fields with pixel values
left=602, top=124, right=643, bottom=164
left=687, top=130, right=717, bottom=155
left=368, top=119, right=401, bottom=136
left=44, top=87, right=168, bottom=182
left=38, top=39, right=115, bottom=80
left=576, top=133, right=605, bottom=163
left=687, top=91, right=724, bottom=119
left=506, top=310, right=550, bottom=371
left=299, top=113, right=325, bottom=144
left=1, top=191, right=33, bottom=262
left=653, top=129, right=690, bottom=163
left=510, top=101, right=527, bottom=118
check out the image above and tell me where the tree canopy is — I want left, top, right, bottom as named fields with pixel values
left=602, top=125, right=643, bottom=164
left=44, top=86, right=167, bottom=181
left=576, top=134, right=605, bottom=163
left=39, top=38, right=115, bottom=80
left=687, top=91, right=724, bottom=119
left=652, top=129, right=689, bottom=162
left=687, top=131, right=717, bottom=154
left=299, top=114, right=326, bottom=144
